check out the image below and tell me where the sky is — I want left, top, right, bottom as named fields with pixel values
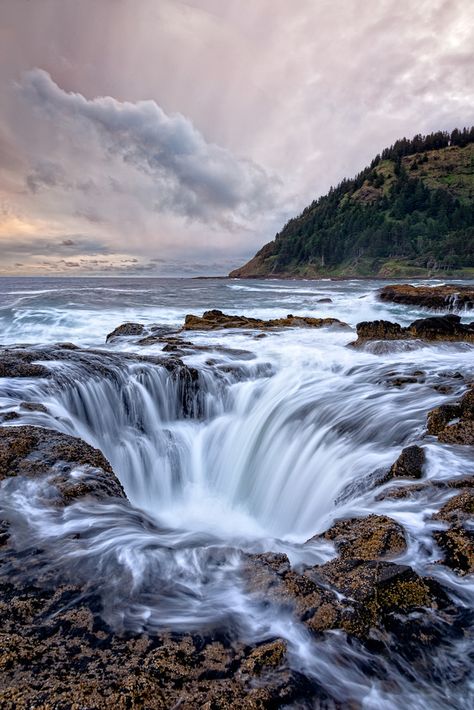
left=0, top=0, right=473, bottom=277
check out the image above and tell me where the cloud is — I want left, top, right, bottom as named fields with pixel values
left=0, top=0, right=473, bottom=275
left=19, top=69, right=278, bottom=225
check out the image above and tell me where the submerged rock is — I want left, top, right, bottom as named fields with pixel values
left=183, top=309, right=348, bottom=331
left=379, top=284, right=474, bottom=310
left=353, top=314, right=474, bottom=346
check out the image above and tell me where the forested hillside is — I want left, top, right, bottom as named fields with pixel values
left=230, top=128, right=474, bottom=278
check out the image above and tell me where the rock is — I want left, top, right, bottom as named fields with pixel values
left=355, top=320, right=404, bottom=341
left=386, top=445, right=426, bottom=481
left=433, top=491, right=474, bottom=575
left=20, top=402, right=48, bottom=413
left=106, top=322, right=145, bottom=342
left=408, top=314, right=474, bottom=341
left=427, top=403, right=461, bottom=435
left=353, top=315, right=474, bottom=346
left=379, top=284, right=474, bottom=310
left=317, top=297, right=333, bottom=303
left=433, top=490, right=474, bottom=523
left=319, top=514, right=407, bottom=560
left=0, top=425, right=125, bottom=504
left=0, top=350, right=50, bottom=378
left=376, top=475, right=474, bottom=502
left=240, top=639, right=287, bottom=675
left=433, top=527, right=474, bottom=576
left=183, top=310, right=348, bottom=331
left=313, top=558, right=449, bottom=639
left=427, top=386, right=474, bottom=444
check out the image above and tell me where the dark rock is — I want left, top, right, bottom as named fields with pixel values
left=183, top=310, right=348, bottom=331
left=0, top=350, right=50, bottom=378
left=379, top=284, right=474, bottom=311
left=427, top=386, right=474, bottom=444
left=106, top=322, right=145, bottom=342
left=387, top=445, right=426, bottom=481
left=408, top=314, right=474, bottom=340
left=317, top=297, right=333, bottom=303
left=353, top=315, right=474, bottom=346
left=318, top=514, right=406, bottom=560
left=432, top=491, right=474, bottom=575
left=355, top=320, right=404, bottom=341
left=0, top=425, right=125, bottom=504
left=20, top=402, right=48, bottom=413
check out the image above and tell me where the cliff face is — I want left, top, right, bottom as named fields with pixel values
left=230, top=129, right=474, bottom=279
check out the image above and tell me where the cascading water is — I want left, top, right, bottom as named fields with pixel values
left=1, top=276, right=474, bottom=708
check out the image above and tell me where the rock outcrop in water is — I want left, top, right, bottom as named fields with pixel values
left=353, top=314, right=474, bottom=346
left=183, top=310, right=348, bottom=331
left=379, top=284, right=474, bottom=310
left=104, top=312, right=348, bottom=344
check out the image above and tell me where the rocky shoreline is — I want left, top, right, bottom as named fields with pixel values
left=1, top=311, right=474, bottom=707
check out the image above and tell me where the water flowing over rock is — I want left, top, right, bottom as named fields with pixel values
left=2, top=278, right=474, bottom=708
left=0, top=425, right=124, bottom=504
left=379, top=284, right=474, bottom=310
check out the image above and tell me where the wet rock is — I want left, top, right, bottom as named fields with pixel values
left=408, top=314, right=474, bottom=341
left=433, top=527, right=474, bottom=576
left=379, top=284, right=474, bottom=311
left=355, top=320, right=404, bottom=341
left=240, top=639, right=287, bottom=675
left=386, top=445, right=426, bottom=481
left=183, top=310, right=348, bottom=331
left=0, top=350, right=50, bottom=378
left=434, top=490, right=474, bottom=524
left=432, top=491, right=474, bottom=575
left=19, top=402, right=48, bottom=413
left=317, top=297, right=333, bottom=303
left=427, top=386, right=474, bottom=444
left=0, top=425, right=125, bottom=503
left=319, top=514, right=407, bottom=560
left=313, top=559, right=450, bottom=639
left=106, top=322, right=146, bottom=342
left=353, top=314, right=474, bottom=346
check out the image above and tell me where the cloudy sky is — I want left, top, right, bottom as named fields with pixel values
left=0, top=0, right=473, bottom=276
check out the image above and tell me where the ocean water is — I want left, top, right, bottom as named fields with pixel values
left=0, top=276, right=473, bottom=708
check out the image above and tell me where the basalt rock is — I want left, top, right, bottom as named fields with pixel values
left=106, top=322, right=146, bottom=342
left=0, top=350, right=50, bottom=379
left=183, top=310, right=348, bottom=331
left=379, top=284, right=474, bottom=311
left=427, top=386, right=474, bottom=444
left=432, top=491, right=474, bottom=575
left=353, top=314, right=474, bottom=346
left=382, top=445, right=426, bottom=483
left=0, top=425, right=125, bottom=504
left=319, top=514, right=407, bottom=560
